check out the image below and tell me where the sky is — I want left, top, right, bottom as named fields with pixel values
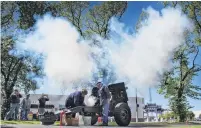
left=33, top=1, right=201, bottom=111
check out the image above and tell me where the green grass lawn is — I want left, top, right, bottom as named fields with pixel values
left=177, top=126, right=201, bottom=128
left=1, top=120, right=201, bottom=128
left=0, top=120, right=62, bottom=125
left=1, top=120, right=40, bottom=124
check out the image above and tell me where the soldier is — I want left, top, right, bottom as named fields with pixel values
left=65, top=89, right=88, bottom=109
left=38, top=94, right=49, bottom=114
left=96, top=82, right=111, bottom=126
left=4, top=89, right=22, bottom=120
left=20, top=94, right=31, bottom=120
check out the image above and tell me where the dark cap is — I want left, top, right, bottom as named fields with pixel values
left=96, top=82, right=103, bottom=86
left=82, top=89, right=88, bottom=95
left=14, top=89, right=18, bottom=92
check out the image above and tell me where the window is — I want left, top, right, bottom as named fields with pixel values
left=45, top=105, right=54, bottom=109
left=31, top=104, right=38, bottom=108
left=30, top=104, right=54, bottom=109
left=59, top=104, right=65, bottom=108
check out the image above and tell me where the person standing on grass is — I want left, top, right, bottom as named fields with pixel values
left=21, top=94, right=31, bottom=120
left=96, top=82, right=111, bottom=126
left=38, top=94, right=49, bottom=114
left=4, top=89, right=22, bottom=120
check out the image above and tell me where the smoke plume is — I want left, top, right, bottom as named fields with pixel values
left=15, top=7, right=193, bottom=93
left=107, top=7, right=193, bottom=88
left=84, top=95, right=98, bottom=106
left=16, top=16, right=95, bottom=86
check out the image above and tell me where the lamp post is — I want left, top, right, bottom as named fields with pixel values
left=136, top=88, right=138, bottom=122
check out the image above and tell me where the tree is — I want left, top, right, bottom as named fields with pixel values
left=1, top=1, right=47, bottom=118
left=158, top=33, right=201, bottom=122
left=135, top=10, right=149, bottom=33
left=86, top=1, right=127, bottom=39
left=16, top=1, right=48, bottom=29
left=158, top=2, right=201, bottom=122
left=55, top=1, right=90, bottom=37
left=1, top=37, right=42, bottom=118
left=1, top=2, right=17, bottom=35
left=187, top=111, right=195, bottom=120
left=163, top=2, right=201, bottom=46
left=135, top=2, right=201, bottom=122
left=199, top=113, right=201, bottom=119
left=159, top=111, right=176, bottom=121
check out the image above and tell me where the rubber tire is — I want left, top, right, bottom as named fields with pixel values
left=91, top=115, right=98, bottom=125
left=114, top=103, right=131, bottom=126
left=42, top=121, right=55, bottom=125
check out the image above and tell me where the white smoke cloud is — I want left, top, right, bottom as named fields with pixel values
left=16, top=15, right=95, bottom=87
left=15, top=7, right=193, bottom=94
left=84, top=95, right=98, bottom=106
left=106, top=7, right=193, bottom=88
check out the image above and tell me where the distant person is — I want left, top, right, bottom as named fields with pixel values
left=4, top=89, right=22, bottom=120
left=20, top=94, right=31, bottom=120
left=38, top=94, right=49, bottom=114
left=97, top=82, right=111, bottom=126
left=65, top=89, right=88, bottom=109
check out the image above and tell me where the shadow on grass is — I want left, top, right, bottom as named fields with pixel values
left=0, top=125, right=16, bottom=128
left=55, top=122, right=170, bottom=127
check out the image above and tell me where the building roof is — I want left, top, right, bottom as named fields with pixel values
left=22, top=94, right=67, bottom=106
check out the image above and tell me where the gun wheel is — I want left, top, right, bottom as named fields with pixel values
left=114, top=103, right=131, bottom=126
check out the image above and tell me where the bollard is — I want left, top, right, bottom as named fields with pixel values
left=98, top=116, right=102, bottom=124
left=78, top=113, right=84, bottom=126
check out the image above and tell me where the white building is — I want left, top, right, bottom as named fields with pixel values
left=128, top=97, right=145, bottom=122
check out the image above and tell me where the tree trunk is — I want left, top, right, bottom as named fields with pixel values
left=177, top=88, right=186, bottom=122
left=1, top=61, right=23, bottom=119
left=1, top=88, right=12, bottom=119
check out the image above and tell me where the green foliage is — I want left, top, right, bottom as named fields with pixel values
left=86, top=1, right=127, bottom=39
left=17, top=2, right=47, bottom=29
left=158, top=37, right=201, bottom=122
left=157, top=1, right=201, bottom=122
left=160, top=111, right=177, bottom=120
left=1, top=36, right=42, bottom=118
left=1, top=2, right=18, bottom=37
left=135, top=10, right=149, bottom=33
left=187, top=111, right=195, bottom=120
left=163, top=2, right=201, bottom=46
left=136, top=1, right=201, bottom=122
left=50, top=1, right=90, bottom=37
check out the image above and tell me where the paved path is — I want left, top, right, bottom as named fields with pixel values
left=1, top=124, right=201, bottom=128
